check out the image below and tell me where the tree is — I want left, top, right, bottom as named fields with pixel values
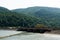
left=35, top=24, right=45, bottom=28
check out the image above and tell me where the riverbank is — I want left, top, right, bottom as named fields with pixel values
left=0, top=30, right=60, bottom=40
left=45, top=30, right=60, bottom=35
left=0, top=29, right=60, bottom=39
left=0, top=27, right=17, bottom=31
left=0, top=28, right=60, bottom=35
left=0, top=30, right=23, bottom=39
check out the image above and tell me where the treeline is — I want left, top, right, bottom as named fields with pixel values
left=0, top=7, right=42, bottom=28
left=0, top=7, right=60, bottom=30
left=12, top=7, right=60, bottom=29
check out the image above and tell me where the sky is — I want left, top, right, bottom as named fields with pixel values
left=0, top=0, right=60, bottom=10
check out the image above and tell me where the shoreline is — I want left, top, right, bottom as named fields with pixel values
left=0, top=30, right=23, bottom=39
left=0, top=29, right=60, bottom=35
left=0, top=29, right=60, bottom=39
left=45, top=30, right=60, bottom=35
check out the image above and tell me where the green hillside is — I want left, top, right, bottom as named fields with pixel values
left=0, top=6, right=60, bottom=29
left=0, top=7, right=41, bottom=28
left=12, top=6, right=60, bottom=29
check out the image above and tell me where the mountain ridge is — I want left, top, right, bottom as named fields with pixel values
left=0, top=6, right=60, bottom=29
left=12, top=6, right=60, bottom=29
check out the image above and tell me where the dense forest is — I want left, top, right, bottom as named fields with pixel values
left=0, top=7, right=41, bottom=28
left=0, top=6, right=60, bottom=29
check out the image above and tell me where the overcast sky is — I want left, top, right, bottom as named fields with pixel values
left=0, top=0, right=60, bottom=10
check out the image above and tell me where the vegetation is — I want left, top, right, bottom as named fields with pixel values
left=0, top=6, right=60, bottom=29
left=12, top=6, right=60, bottom=29
left=35, top=24, right=45, bottom=28
left=0, top=7, right=41, bottom=28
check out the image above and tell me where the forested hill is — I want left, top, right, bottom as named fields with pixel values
left=0, top=6, right=60, bottom=29
left=12, top=6, right=60, bottom=29
left=12, top=6, right=60, bottom=13
left=0, top=7, right=41, bottom=28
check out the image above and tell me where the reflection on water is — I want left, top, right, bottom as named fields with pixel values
left=0, top=30, right=60, bottom=40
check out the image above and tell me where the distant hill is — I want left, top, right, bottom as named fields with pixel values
left=0, top=6, right=60, bottom=29
left=12, top=6, right=60, bottom=17
left=0, top=7, right=41, bottom=28
left=12, top=6, right=60, bottom=13
left=12, top=6, right=60, bottom=29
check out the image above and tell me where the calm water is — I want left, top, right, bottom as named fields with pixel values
left=0, top=30, right=60, bottom=40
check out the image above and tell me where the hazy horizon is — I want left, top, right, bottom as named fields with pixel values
left=0, top=0, right=60, bottom=10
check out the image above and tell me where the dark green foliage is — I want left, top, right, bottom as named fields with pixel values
left=12, top=6, right=60, bottom=29
left=1, top=6, right=60, bottom=29
left=0, top=7, right=41, bottom=28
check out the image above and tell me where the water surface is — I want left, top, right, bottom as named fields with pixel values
left=0, top=30, right=60, bottom=40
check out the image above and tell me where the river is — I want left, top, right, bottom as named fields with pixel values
left=0, top=30, right=60, bottom=40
